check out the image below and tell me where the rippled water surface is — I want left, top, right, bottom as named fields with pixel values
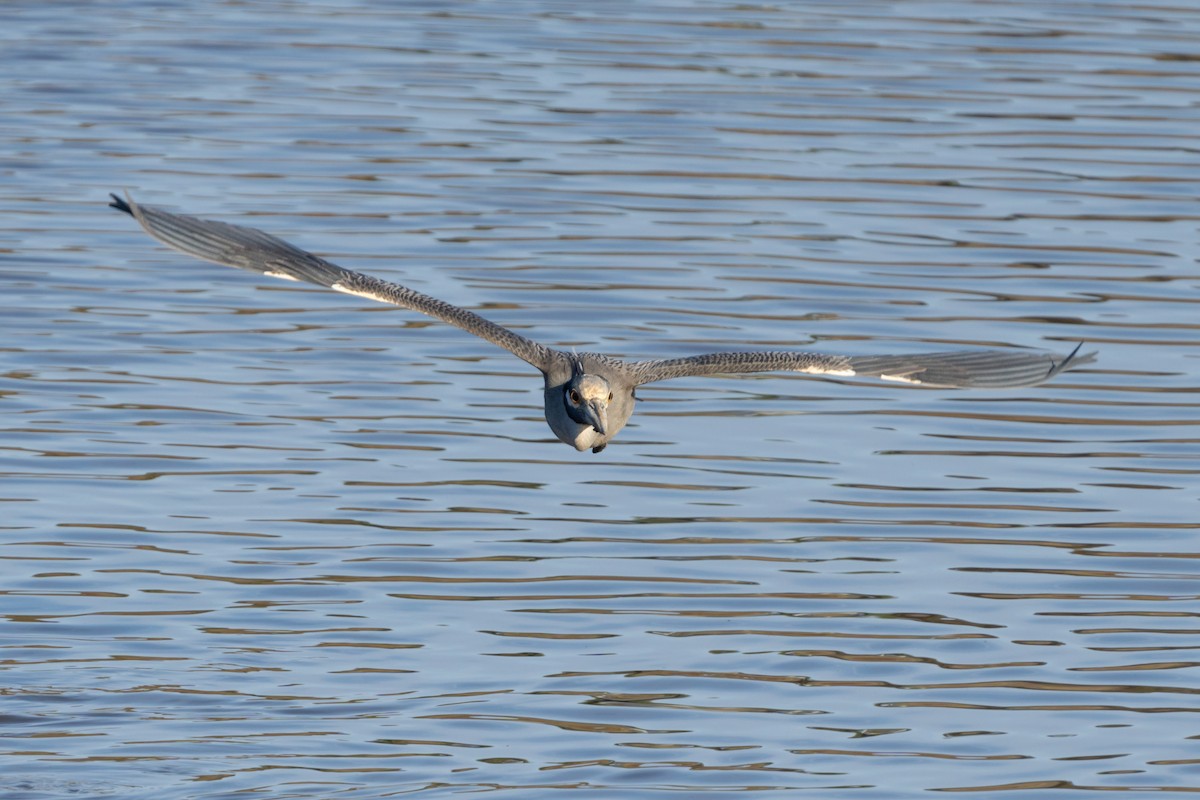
left=3, top=2, right=1199, bottom=797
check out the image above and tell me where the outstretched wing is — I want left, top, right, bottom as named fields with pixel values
left=631, top=343, right=1095, bottom=388
left=110, top=193, right=562, bottom=374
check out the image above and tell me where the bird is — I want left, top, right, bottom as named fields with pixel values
left=110, top=193, right=1095, bottom=453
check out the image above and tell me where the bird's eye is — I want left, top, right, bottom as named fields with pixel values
left=608, top=392, right=613, bottom=401
left=569, top=389, right=581, bottom=404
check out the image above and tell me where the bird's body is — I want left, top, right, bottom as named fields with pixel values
left=110, top=193, right=1095, bottom=453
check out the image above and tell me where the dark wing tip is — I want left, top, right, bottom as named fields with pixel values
left=109, top=192, right=133, bottom=215
left=1049, top=341, right=1098, bottom=379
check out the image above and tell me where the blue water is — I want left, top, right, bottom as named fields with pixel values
left=2, top=2, right=1197, bottom=798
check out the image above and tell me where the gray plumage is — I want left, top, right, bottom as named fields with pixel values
left=110, top=193, right=1096, bottom=453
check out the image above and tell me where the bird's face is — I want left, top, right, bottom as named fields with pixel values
left=564, top=372, right=612, bottom=437
left=544, top=355, right=635, bottom=452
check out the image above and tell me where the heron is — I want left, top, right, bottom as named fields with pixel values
left=110, top=193, right=1094, bottom=453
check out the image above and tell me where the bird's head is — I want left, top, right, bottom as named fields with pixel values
left=563, top=357, right=613, bottom=436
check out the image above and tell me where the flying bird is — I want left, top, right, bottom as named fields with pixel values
left=110, top=193, right=1094, bottom=453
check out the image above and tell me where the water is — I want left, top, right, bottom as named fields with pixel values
left=2, top=1, right=1198, bottom=797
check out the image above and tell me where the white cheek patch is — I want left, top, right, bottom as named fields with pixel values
left=331, top=282, right=390, bottom=304
left=879, top=373, right=923, bottom=384
left=263, top=271, right=301, bottom=281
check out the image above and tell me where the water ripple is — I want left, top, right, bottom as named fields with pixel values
left=3, top=1, right=1199, bottom=797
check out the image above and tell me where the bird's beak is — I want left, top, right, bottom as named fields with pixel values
left=585, top=399, right=608, bottom=436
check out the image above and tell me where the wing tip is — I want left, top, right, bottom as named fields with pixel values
left=109, top=191, right=133, bottom=216
left=1050, top=341, right=1098, bottom=378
